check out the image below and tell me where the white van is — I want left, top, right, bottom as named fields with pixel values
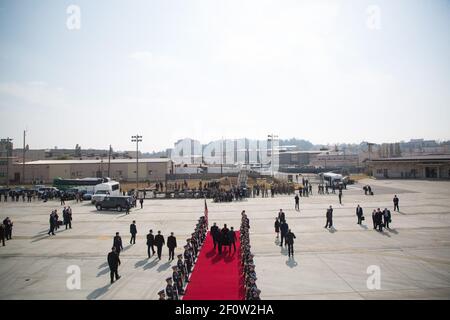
left=91, top=181, right=120, bottom=204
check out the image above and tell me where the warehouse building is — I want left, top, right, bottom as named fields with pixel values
left=367, top=155, right=450, bottom=179
left=9, top=158, right=173, bottom=184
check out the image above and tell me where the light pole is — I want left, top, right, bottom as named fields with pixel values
left=131, top=134, right=142, bottom=191
left=22, top=130, right=27, bottom=184
left=107, top=145, right=112, bottom=178
left=267, top=134, right=278, bottom=177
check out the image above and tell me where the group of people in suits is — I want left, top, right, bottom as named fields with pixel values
left=0, top=217, right=13, bottom=247
left=210, top=222, right=237, bottom=254
left=274, top=209, right=296, bottom=258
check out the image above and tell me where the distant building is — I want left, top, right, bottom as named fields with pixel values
left=9, top=158, right=173, bottom=184
left=310, top=152, right=360, bottom=169
left=0, top=139, right=15, bottom=185
left=367, top=155, right=450, bottom=179
left=278, top=150, right=321, bottom=168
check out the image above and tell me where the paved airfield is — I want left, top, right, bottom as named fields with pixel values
left=0, top=179, right=449, bottom=300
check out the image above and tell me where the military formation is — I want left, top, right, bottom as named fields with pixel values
left=240, top=210, right=261, bottom=300
left=161, top=216, right=207, bottom=300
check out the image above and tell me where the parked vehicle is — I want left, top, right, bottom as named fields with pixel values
left=95, top=196, right=133, bottom=212
left=82, top=191, right=94, bottom=201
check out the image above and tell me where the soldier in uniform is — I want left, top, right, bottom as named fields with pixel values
left=177, top=254, right=187, bottom=283
left=157, top=289, right=166, bottom=300
left=172, top=266, right=184, bottom=296
left=183, top=245, right=192, bottom=281
left=165, top=277, right=178, bottom=300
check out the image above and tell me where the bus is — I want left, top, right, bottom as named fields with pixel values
left=53, top=177, right=110, bottom=192
left=318, top=172, right=348, bottom=187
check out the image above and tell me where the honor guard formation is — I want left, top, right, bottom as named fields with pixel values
left=161, top=216, right=207, bottom=300
left=240, top=210, right=261, bottom=300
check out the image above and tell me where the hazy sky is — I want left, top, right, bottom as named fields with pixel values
left=1, top=0, right=449, bottom=152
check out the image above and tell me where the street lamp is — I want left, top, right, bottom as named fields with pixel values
left=131, top=134, right=143, bottom=191
left=267, top=134, right=278, bottom=177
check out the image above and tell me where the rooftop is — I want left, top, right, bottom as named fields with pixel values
left=369, top=154, right=450, bottom=162
left=19, top=158, right=172, bottom=165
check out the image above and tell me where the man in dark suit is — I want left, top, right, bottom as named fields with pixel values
left=0, top=223, right=5, bottom=246
left=356, top=205, right=364, bottom=225
left=210, top=222, right=219, bottom=250
left=113, top=232, right=123, bottom=256
left=146, top=229, right=155, bottom=258
left=393, top=195, right=399, bottom=212
left=107, top=247, right=121, bottom=284
left=294, top=195, right=300, bottom=211
left=278, top=209, right=286, bottom=223
left=383, top=208, right=392, bottom=229
left=227, top=227, right=237, bottom=253
left=285, top=229, right=296, bottom=258
left=154, top=230, right=165, bottom=260
left=167, top=232, right=177, bottom=261
left=280, top=221, right=289, bottom=247
left=219, top=224, right=229, bottom=254
left=324, top=206, right=333, bottom=228
left=130, top=220, right=137, bottom=244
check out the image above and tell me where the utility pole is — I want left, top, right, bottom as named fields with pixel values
left=267, top=134, right=278, bottom=178
left=107, top=145, right=112, bottom=178
left=220, top=137, right=223, bottom=177
left=22, top=130, right=26, bottom=184
left=131, top=134, right=142, bottom=191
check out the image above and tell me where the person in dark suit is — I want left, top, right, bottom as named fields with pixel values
left=279, top=221, right=289, bottom=247
left=167, top=232, right=177, bottom=261
left=210, top=222, right=219, bottom=250
left=0, top=223, right=5, bottom=246
left=130, top=220, right=137, bottom=244
left=278, top=209, right=285, bottom=223
left=285, top=229, right=296, bottom=258
left=113, top=232, right=123, bottom=255
left=274, top=217, right=280, bottom=239
left=338, top=190, right=343, bottom=205
left=393, top=195, right=399, bottom=212
left=107, top=247, right=121, bottom=284
left=146, top=229, right=155, bottom=258
left=324, top=206, right=333, bottom=228
left=3, top=217, right=13, bottom=240
left=376, top=208, right=384, bottom=232
left=154, top=230, right=165, bottom=260
left=219, top=224, right=229, bottom=254
left=383, top=208, right=392, bottom=229
left=356, top=205, right=364, bottom=225
left=294, top=195, right=300, bottom=211
left=48, top=212, right=56, bottom=236
left=227, top=227, right=236, bottom=253
left=372, top=210, right=377, bottom=229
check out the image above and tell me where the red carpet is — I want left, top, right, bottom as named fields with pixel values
left=183, top=231, right=245, bottom=300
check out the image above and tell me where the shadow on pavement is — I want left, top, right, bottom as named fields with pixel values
left=144, top=258, right=159, bottom=270
left=286, top=258, right=298, bottom=268
left=157, top=261, right=171, bottom=272
left=87, top=284, right=111, bottom=300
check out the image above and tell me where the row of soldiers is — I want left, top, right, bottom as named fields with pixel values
left=240, top=210, right=261, bottom=300
left=159, top=216, right=208, bottom=300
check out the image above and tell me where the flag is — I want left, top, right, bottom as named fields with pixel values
left=204, top=198, right=208, bottom=227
